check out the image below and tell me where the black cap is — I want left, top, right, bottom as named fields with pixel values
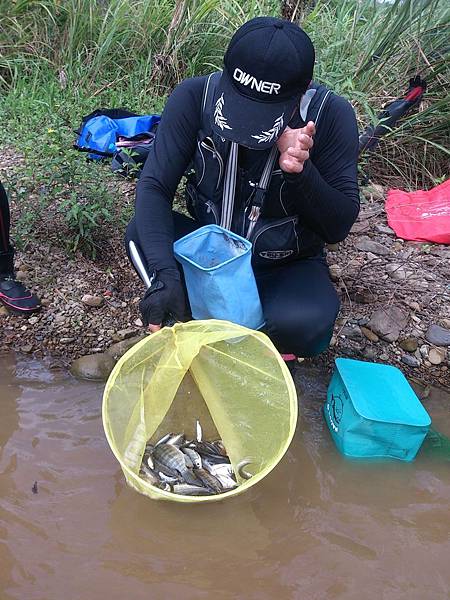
left=211, top=17, right=315, bottom=150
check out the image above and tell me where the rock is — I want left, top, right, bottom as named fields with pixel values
left=330, top=335, right=337, bottom=347
left=428, top=348, right=446, bottom=366
left=367, top=306, right=409, bottom=342
left=406, top=301, right=420, bottom=312
left=375, top=224, right=395, bottom=236
left=362, top=346, right=377, bottom=360
left=54, top=313, right=66, bottom=324
left=354, top=289, right=377, bottom=304
left=419, top=344, right=429, bottom=358
left=401, top=355, right=420, bottom=368
left=111, top=328, right=137, bottom=342
left=60, top=337, right=75, bottom=344
left=439, top=318, right=450, bottom=330
left=386, top=264, right=411, bottom=281
left=350, top=220, right=370, bottom=234
left=398, top=337, right=418, bottom=353
left=134, top=318, right=143, bottom=327
left=28, top=316, right=39, bottom=325
left=340, top=325, right=362, bottom=340
left=425, top=324, right=450, bottom=347
left=355, top=238, right=390, bottom=256
left=106, top=335, right=146, bottom=361
left=379, top=354, right=389, bottom=361
left=81, top=294, right=104, bottom=307
left=328, top=264, right=341, bottom=281
left=41, top=298, right=51, bottom=307
left=16, top=271, right=27, bottom=281
left=70, top=353, right=116, bottom=381
left=0, top=306, right=9, bottom=316
left=358, top=317, right=369, bottom=327
left=21, top=344, right=33, bottom=354
left=360, top=326, right=379, bottom=342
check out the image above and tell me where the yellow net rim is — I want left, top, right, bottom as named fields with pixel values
left=102, top=320, right=298, bottom=503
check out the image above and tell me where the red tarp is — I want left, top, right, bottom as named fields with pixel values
left=386, top=179, right=450, bottom=244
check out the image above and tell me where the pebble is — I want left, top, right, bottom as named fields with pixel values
left=81, top=294, right=104, bottom=307
left=362, top=346, right=377, bottom=360
left=134, top=318, right=143, bottom=327
left=15, top=271, right=27, bottom=281
left=401, top=355, right=420, bottom=368
left=328, top=264, right=341, bottom=281
left=112, top=328, right=137, bottom=342
left=419, top=344, right=429, bottom=358
left=28, top=316, right=39, bottom=325
left=360, top=327, right=379, bottom=342
left=428, top=348, right=446, bottom=365
left=341, top=325, right=362, bottom=340
left=440, top=319, right=450, bottom=330
left=20, top=325, right=27, bottom=331
left=41, top=299, right=51, bottom=307
left=60, top=337, right=75, bottom=344
left=407, top=301, right=420, bottom=311
left=355, top=238, right=390, bottom=256
left=375, top=224, right=395, bottom=235
left=379, top=354, right=389, bottom=361
left=0, top=306, right=9, bottom=316
left=21, top=344, right=33, bottom=354
left=367, top=306, right=409, bottom=343
left=425, top=324, right=450, bottom=347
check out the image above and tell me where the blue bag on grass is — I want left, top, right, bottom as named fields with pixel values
left=324, top=358, right=431, bottom=461
left=174, top=225, right=265, bottom=330
left=74, top=109, right=160, bottom=160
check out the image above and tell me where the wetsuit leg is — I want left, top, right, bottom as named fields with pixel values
left=255, top=255, right=340, bottom=357
left=0, top=181, right=14, bottom=276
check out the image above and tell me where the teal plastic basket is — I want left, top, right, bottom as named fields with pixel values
left=324, top=358, right=431, bottom=461
left=174, top=224, right=265, bottom=330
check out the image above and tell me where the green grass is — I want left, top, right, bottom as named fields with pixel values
left=0, top=0, right=448, bottom=256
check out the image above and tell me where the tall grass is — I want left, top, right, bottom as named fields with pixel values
left=0, top=0, right=449, bottom=189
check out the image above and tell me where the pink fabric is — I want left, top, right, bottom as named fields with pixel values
left=281, top=353, right=297, bottom=362
left=385, top=179, right=450, bottom=244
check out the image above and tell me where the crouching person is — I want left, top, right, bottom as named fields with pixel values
left=0, top=181, right=41, bottom=313
left=125, top=17, right=359, bottom=362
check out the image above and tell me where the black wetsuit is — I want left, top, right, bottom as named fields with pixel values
left=126, top=75, right=360, bottom=356
left=0, top=181, right=14, bottom=277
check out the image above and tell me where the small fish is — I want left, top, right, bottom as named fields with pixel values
left=212, top=440, right=227, bottom=456
left=152, top=444, right=199, bottom=486
left=203, top=460, right=234, bottom=478
left=140, top=464, right=161, bottom=486
left=158, top=471, right=179, bottom=484
left=171, top=483, right=211, bottom=496
left=214, top=473, right=238, bottom=490
left=155, top=433, right=171, bottom=447
left=196, top=419, right=202, bottom=442
left=194, top=468, right=223, bottom=494
left=237, top=459, right=253, bottom=480
left=181, top=447, right=202, bottom=469
left=167, top=433, right=185, bottom=446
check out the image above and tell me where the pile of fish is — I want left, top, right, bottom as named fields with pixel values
left=139, top=421, right=252, bottom=496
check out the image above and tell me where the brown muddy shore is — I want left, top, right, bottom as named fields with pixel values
left=1, top=148, right=449, bottom=389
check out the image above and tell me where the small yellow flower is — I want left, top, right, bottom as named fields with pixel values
left=47, top=128, right=56, bottom=134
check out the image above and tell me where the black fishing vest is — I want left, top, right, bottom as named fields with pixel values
left=185, top=72, right=333, bottom=266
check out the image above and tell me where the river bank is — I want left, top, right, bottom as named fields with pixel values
left=1, top=146, right=449, bottom=389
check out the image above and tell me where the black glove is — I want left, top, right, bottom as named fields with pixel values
left=139, top=268, right=188, bottom=327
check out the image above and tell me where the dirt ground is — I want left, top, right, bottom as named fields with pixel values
left=1, top=147, right=449, bottom=389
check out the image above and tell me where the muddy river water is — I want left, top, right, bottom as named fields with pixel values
left=1, top=351, right=449, bottom=600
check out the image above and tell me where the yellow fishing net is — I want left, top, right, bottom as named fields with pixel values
left=102, top=320, right=298, bottom=503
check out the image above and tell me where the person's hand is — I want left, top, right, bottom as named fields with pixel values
left=139, top=269, right=188, bottom=333
left=277, top=121, right=315, bottom=174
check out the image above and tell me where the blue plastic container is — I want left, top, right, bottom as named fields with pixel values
left=324, top=358, right=431, bottom=461
left=174, top=225, right=265, bottom=330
